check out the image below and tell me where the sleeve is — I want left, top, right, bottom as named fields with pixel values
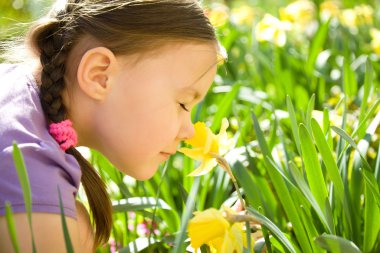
left=0, top=140, right=82, bottom=219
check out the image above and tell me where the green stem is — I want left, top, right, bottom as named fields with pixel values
left=210, top=153, right=246, bottom=210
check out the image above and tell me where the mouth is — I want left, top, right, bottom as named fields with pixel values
left=160, top=152, right=174, bottom=158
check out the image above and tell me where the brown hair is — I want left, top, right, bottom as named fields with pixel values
left=26, top=0, right=217, bottom=248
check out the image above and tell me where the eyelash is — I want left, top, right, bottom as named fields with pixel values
left=179, top=103, right=189, bottom=112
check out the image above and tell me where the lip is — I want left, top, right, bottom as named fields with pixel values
left=160, top=152, right=173, bottom=158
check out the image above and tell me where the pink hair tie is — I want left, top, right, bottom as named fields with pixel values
left=49, top=119, right=78, bottom=151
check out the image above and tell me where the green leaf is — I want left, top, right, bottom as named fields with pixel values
left=112, top=197, right=171, bottom=212
left=11, top=142, right=37, bottom=253
left=331, top=126, right=372, bottom=171
left=247, top=207, right=297, bottom=253
left=351, top=99, right=380, bottom=140
left=305, top=94, right=315, bottom=132
left=11, top=142, right=32, bottom=221
left=119, top=238, right=159, bottom=253
left=210, top=83, right=240, bottom=132
left=264, top=156, right=314, bottom=253
left=287, top=95, right=301, bottom=155
left=315, top=234, right=362, bottom=253
left=362, top=170, right=380, bottom=208
left=323, top=108, right=334, bottom=151
left=251, top=111, right=272, bottom=160
left=311, top=119, right=345, bottom=202
left=288, top=161, right=332, bottom=233
left=343, top=57, right=357, bottom=99
left=306, top=19, right=331, bottom=75
left=252, top=111, right=313, bottom=252
left=363, top=170, right=380, bottom=252
left=5, top=202, right=20, bottom=253
left=173, top=177, right=201, bottom=253
left=357, top=59, right=373, bottom=138
left=58, top=187, right=74, bottom=253
left=299, top=124, right=328, bottom=211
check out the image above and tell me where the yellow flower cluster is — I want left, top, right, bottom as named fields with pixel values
left=340, top=4, right=374, bottom=28
left=370, top=28, right=380, bottom=55
left=179, top=118, right=235, bottom=177
left=231, top=6, right=255, bottom=26
left=206, top=3, right=255, bottom=27
left=255, top=0, right=316, bottom=47
left=188, top=206, right=246, bottom=253
left=255, top=14, right=287, bottom=47
left=279, top=0, right=316, bottom=29
left=320, top=1, right=340, bottom=20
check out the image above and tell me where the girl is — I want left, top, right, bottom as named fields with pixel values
left=0, top=0, right=224, bottom=252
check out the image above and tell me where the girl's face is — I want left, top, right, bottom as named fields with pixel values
left=92, top=42, right=218, bottom=180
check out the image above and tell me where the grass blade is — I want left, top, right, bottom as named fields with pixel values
left=11, top=142, right=32, bottom=222
left=173, top=177, right=201, bottom=253
left=11, top=142, right=37, bottom=253
left=331, top=126, right=372, bottom=171
left=357, top=59, right=373, bottom=138
left=362, top=170, right=380, bottom=208
left=306, top=19, right=331, bottom=75
left=210, top=83, right=240, bottom=132
left=58, top=187, right=74, bottom=253
left=343, top=57, right=357, bottom=99
left=305, top=94, right=315, bottom=132
left=315, top=234, right=361, bottom=253
left=247, top=207, right=297, bottom=253
left=112, top=197, right=171, bottom=212
left=311, top=119, right=345, bottom=202
left=363, top=170, right=380, bottom=252
left=252, top=111, right=313, bottom=252
left=288, top=161, right=332, bottom=233
left=5, top=202, right=20, bottom=253
left=286, top=95, right=301, bottom=155
left=299, top=124, right=328, bottom=211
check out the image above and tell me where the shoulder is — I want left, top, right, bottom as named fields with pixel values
left=0, top=211, right=93, bottom=253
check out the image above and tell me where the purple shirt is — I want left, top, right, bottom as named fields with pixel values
left=0, top=64, right=81, bottom=219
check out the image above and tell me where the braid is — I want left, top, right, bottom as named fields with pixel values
left=37, top=22, right=67, bottom=123
left=31, top=4, right=113, bottom=248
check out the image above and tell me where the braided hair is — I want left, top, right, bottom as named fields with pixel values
left=30, top=1, right=112, bottom=247
left=27, top=0, right=217, bottom=249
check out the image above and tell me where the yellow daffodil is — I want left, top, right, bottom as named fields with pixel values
left=255, top=14, right=287, bottom=47
left=320, top=1, right=340, bottom=21
left=340, top=4, right=373, bottom=28
left=179, top=118, right=235, bottom=177
left=339, top=9, right=357, bottom=28
left=279, top=0, right=316, bottom=30
left=354, top=4, right=373, bottom=25
left=188, top=206, right=246, bottom=253
left=370, top=28, right=380, bottom=55
left=231, top=6, right=254, bottom=25
left=206, top=3, right=229, bottom=27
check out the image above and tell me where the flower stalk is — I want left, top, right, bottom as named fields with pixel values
left=210, top=152, right=246, bottom=211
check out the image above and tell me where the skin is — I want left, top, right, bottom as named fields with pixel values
left=67, top=42, right=218, bottom=180
left=0, top=41, right=218, bottom=252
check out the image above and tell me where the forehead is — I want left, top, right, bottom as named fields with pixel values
left=117, top=41, right=218, bottom=86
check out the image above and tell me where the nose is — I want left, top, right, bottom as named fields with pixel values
left=178, top=116, right=195, bottom=141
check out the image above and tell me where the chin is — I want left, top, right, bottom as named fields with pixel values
left=118, top=163, right=158, bottom=181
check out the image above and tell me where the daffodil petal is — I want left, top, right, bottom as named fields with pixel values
left=185, top=122, right=208, bottom=147
left=178, top=147, right=206, bottom=160
left=203, top=128, right=214, bottom=154
left=219, top=118, right=229, bottom=134
left=188, top=208, right=229, bottom=248
left=187, top=159, right=217, bottom=177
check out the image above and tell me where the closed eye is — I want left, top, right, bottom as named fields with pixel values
left=179, top=103, right=189, bottom=112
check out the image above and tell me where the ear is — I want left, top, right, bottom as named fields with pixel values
left=76, top=47, right=117, bottom=101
